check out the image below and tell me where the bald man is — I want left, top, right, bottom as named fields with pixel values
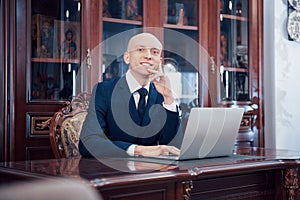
left=79, top=33, right=182, bottom=158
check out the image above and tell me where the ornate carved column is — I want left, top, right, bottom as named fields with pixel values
left=182, top=180, right=193, bottom=200
left=284, top=168, right=299, bottom=200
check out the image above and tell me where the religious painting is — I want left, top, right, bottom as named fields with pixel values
left=53, top=20, right=80, bottom=60
left=33, top=14, right=55, bottom=58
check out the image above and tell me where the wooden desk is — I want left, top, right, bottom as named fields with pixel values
left=1, top=147, right=300, bottom=200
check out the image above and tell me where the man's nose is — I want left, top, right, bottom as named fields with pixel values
left=144, top=49, right=152, bottom=58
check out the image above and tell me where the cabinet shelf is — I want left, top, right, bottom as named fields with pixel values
left=103, top=17, right=142, bottom=25
left=31, top=58, right=80, bottom=64
left=221, top=14, right=248, bottom=21
left=220, top=100, right=252, bottom=106
left=164, top=23, right=198, bottom=31
left=223, top=66, right=248, bottom=73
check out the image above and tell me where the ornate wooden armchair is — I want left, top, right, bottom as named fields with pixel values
left=50, top=92, right=91, bottom=159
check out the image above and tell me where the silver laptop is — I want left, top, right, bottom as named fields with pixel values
left=153, top=107, right=244, bottom=161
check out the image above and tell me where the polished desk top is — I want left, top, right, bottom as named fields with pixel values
left=1, top=147, right=300, bottom=187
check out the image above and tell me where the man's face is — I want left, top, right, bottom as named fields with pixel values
left=125, top=46, right=162, bottom=77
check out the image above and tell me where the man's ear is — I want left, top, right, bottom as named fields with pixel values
left=123, top=52, right=130, bottom=64
left=159, top=58, right=163, bottom=70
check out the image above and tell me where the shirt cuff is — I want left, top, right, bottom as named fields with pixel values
left=163, top=101, right=177, bottom=112
left=126, top=144, right=137, bottom=156
left=126, top=161, right=136, bottom=171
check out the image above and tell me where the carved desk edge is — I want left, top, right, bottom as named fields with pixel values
left=1, top=151, right=300, bottom=200
left=84, top=158, right=300, bottom=200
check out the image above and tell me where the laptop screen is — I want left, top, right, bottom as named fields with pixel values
left=178, top=107, right=244, bottom=160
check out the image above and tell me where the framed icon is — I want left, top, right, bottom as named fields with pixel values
left=53, top=20, right=80, bottom=60
left=33, top=14, right=55, bottom=58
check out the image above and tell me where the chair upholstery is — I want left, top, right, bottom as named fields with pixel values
left=50, top=92, right=91, bottom=159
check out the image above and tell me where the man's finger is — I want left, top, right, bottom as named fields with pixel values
left=167, top=146, right=180, bottom=156
left=148, top=69, right=161, bottom=76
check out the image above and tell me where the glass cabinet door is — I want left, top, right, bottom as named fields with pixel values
left=102, top=0, right=143, bottom=81
left=163, top=0, right=199, bottom=105
left=219, top=0, right=249, bottom=102
left=30, top=0, right=81, bottom=101
left=163, top=0, right=199, bottom=130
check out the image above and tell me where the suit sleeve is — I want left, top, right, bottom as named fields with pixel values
left=158, top=107, right=183, bottom=148
left=79, top=83, right=128, bottom=158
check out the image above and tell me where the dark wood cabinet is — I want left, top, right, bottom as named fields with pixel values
left=206, top=0, right=264, bottom=148
left=1, top=0, right=263, bottom=161
left=2, top=0, right=102, bottom=161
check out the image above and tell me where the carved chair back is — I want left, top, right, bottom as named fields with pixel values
left=50, top=92, right=91, bottom=159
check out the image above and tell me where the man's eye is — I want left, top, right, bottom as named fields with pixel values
left=137, top=48, right=144, bottom=52
left=151, top=49, right=160, bottom=55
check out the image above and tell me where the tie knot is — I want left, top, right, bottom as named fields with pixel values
left=137, top=88, right=148, bottom=97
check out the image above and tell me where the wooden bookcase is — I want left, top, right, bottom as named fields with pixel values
left=2, top=0, right=263, bottom=161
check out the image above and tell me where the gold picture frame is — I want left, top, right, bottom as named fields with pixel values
left=33, top=14, right=55, bottom=58
left=53, top=20, right=80, bottom=60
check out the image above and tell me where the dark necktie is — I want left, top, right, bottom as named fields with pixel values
left=137, top=88, right=148, bottom=124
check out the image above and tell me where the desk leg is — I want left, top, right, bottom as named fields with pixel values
left=284, top=168, right=299, bottom=200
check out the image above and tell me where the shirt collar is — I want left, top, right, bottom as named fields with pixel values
left=126, top=70, right=150, bottom=94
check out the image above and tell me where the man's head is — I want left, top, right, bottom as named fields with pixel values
left=124, top=33, right=163, bottom=82
left=127, top=33, right=162, bottom=52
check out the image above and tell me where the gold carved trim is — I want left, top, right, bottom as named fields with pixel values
left=284, top=168, right=299, bottom=200
left=86, top=48, right=92, bottom=69
left=31, top=116, right=52, bottom=135
left=182, top=180, right=193, bottom=200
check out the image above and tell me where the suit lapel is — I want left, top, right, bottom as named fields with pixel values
left=115, top=77, right=140, bottom=125
left=147, top=83, right=158, bottom=107
left=115, top=78, right=159, bottom=127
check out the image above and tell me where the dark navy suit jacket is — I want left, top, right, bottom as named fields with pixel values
left=79, top=76, right=182, bottom=158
